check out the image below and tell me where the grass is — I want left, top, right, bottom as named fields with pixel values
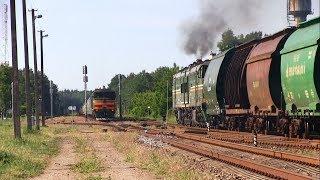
left=72, top=136, right=104, bottom=175
left=52, top=125, right=77, bottom=135
left=86, top=175, right=103, bottom=180
left=142, top=153, right=168, bottom=176
left=125, top=151, right=135, bottom=163
left=167, top=111, right=177, bottom=124
left=72, top=157, right=103, bottom=174
left=0, top=119, right=60, bottom=179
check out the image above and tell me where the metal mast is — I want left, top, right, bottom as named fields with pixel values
left=0, top=3, right=8, bottom=64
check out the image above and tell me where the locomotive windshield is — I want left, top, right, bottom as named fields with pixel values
left=93, top=91, right=116, bottom=100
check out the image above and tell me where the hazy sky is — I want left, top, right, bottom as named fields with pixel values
left=1, top=0, right=319, bottom=90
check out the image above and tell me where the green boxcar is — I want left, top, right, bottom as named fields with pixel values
left=280, top=17, right=320, bottom=115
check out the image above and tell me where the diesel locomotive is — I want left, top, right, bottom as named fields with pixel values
left=173, top=17, right=320, bottom=138
left=82, top=87, right=117, bottom=119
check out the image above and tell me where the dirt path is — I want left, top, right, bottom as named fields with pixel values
left=32, top=138, right=78, bottom=180
left=88, top=133, right=156, bottom=180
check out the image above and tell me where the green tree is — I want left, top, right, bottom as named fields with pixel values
left=0, top=64, right=61, bottom=118
left=107, top=64, right=179, bottom=118
left=57, top=90, right=93, bottom=115
left=217, top=29, right=239, bottom=52
left=0, top=64, right=12, bottom=119
left=217, top=29, right=263, bottom=51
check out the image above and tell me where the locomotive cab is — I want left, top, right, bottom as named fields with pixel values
left=92, top=88, right=117, bottom=119
left=172, top=59, right=210, bottom=126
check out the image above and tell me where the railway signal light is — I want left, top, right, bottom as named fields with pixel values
left=83, top=75, right=88, bottom=83
left=83, top=65, right=88, bottom=75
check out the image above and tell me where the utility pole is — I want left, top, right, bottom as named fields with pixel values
left=39, top=30, right=48, bottom=126
left=10, top=0, right=21, bottom=139
left=22, top=0, right=32, bottom=131
left=83, top=65, right=88, bottom=120
left=166, top=81, right=169, bottom=120
left=118, top=74, right=122, bottom=119
left=30, top=9, right=42, bottom=130
left=50, top=81, right=53, bottom=118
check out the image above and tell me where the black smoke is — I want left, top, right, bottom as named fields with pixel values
left=181, top=0, right=261, bottom=57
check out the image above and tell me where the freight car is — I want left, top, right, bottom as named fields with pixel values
left=82, top=87, right=117, bottom=119
left=173, top=17, right=320, bottom=138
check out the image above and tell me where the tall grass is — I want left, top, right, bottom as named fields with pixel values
left=0, top=120, right=59, bottom=179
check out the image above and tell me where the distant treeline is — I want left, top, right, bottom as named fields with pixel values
left=57, top=90, right=93, bottom=115
left=108, top=65, right=179, bottom=118
left=0, top=63, right=95, bottom=118
left=0, top=64, right=59, bottom=118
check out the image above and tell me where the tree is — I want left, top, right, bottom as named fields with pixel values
left=0, top=64, right=12, bottom=119
left=107, top=64, right=179, bottom=118
left=0, top=65, right=61, bottom=120
left=217, top=29, right=239, bottom=52
left=57, top=90, right=93, bottom=115
left=218, top=29, right=263, bottom=51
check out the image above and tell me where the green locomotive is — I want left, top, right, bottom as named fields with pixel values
left=172, top=59, right=210, bottom=126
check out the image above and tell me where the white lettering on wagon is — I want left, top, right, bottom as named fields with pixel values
left=286, top=64, right=306, bottom=78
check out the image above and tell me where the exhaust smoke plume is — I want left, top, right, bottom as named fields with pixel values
left=181, top=0, right=261, bottom=57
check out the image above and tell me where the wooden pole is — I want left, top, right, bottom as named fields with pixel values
left=22, top=0, right=32, bottom=131
left=10, top=0, right=21, bottom=138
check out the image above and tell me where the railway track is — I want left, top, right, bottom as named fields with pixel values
left=55, top=119, right=319, bottom=179
left=173, top=133, right=320, bottom=167
left=165, top=124, right=320, bottom=150
left=144, top=133, right=315, bottom=180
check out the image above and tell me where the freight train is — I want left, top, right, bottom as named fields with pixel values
left=82, top=87, right=117, bottom=119
left=173, top=17, right=320, bottom=138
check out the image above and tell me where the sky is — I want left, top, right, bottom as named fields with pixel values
left=0, top=0, right=319, bottom=90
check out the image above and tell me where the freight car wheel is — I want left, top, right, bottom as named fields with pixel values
left=276, top=118, right=289, bottom=136
left=254, top=118, right=265, bottom=134
left=289, top=119, right=302, bottom=138
left=303, top=119, right=309, bottom=139
left=245, top=117, right=254, bottom=132
left=228, top=117, right=236, bottom=131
